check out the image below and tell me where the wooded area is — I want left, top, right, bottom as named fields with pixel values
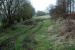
left=0, top=0, right=35, bottom=28
left=49, top=0, right=75, bottom=19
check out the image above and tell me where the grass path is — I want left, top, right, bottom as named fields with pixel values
left=33, top=20, right=52, bottom=50
left=15, top=21, right=44, bottom=50
left=0, top=17, right=55, bottom=50
left=15, top=19, right=55, bottom=50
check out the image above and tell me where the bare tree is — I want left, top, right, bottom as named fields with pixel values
left=0, top=0, right=34, bottom=28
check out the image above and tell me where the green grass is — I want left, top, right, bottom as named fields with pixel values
left=15, top=19, right=54, bottom=50
left=0, top=16, right=56, bottom=50
left=33, top=20, right=54, bottom=50
left=15, top=22, right=44, bottom=50
left=1, top=15, right=74, bottom=50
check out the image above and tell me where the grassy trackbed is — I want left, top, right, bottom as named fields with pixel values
left=0, top=16, right=56, bottom=50
left=15, top=19, right=54, bottom=50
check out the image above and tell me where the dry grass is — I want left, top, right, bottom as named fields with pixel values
left=48, top=18, right=75, bottom=50
left=59, top=19, right=75, bottom=39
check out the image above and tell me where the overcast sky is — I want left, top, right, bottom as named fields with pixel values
left=30, top=0, right=57, bottom=11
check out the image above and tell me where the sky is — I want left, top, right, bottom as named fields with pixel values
left=30, top=0, right=57, bottom=11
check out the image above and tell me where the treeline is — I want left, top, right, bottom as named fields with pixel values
left=36, top=11, right=47, bottom=16
left=49, top=0, right=74, bottom=20
left=0, top=0, right=35, bottom=28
